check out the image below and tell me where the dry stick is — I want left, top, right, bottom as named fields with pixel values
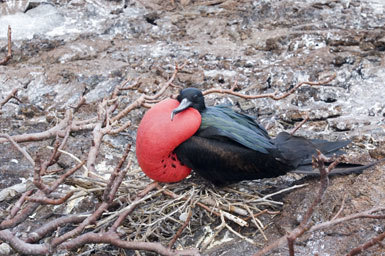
left=168, top=209, right=193, bottom=249
left=309, top=207, right=385, bottom=232
left=0, top=163, right=82, bottom=230
left=1, top=189, right=198, bottom=256
left=103, top=144, right=131, bottom=202
left=47, top=161, right=85, bottom=193
left=1, top=160, right=84, bottom=229
left=9, top=190, right=33, bottom=219
left=0, top=200, right=40, bottom=230
left=0, top=133, right=34, bottom=165
left=347, top=230, right=385, bottom=256
left=286, top=152, right=337, bottom=256
left=26, top=191, right=75, bottom=205
left=331, top=194, right=346, bottom=221
left=51, top=201, right=110, bottom=248
left=72, top=95, right=86, bottom=113
left=110, top=182, right=159, bottom=232
left=108, top=119, right=131, bottom=134
left=86, top=100, right=109, bottom=176
left=59, top=231, right=200, bottom=256
left=290, top=114, right=310, bottom=135
left=0, top=25, right=12, bottom=65
left=0, top=109, right=76, bottom=144
left=0, top=88, right=18, bottom=109
left=203, top=74, right=336, bottom=100
left=33, top=158, right=50, bottom=194
left=0, top=230, right=48, bottom=255
left=51, top=152, right=128, bottom=247
left=95, top=184, right=164, bottom=230
left=25, top=215, right=88, bottom=243
left=105, top=147, right=132, bottom=203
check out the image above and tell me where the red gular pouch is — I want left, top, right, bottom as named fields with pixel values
left=136, top=99, right=201, bottom=182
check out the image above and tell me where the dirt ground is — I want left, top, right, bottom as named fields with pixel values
left=1, top=0, right=385, bottom=255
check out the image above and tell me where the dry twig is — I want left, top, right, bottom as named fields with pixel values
left=0, top=88, right=19, bottom=110
left=0, top=25, right=12, bottom=65
left=203, top=74, right=336, bottom=100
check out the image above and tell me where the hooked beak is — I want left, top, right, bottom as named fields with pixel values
left=171, top=98, right=193, bottom=121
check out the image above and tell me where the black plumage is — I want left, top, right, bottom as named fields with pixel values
left=172, top=88, right=372, bottom=186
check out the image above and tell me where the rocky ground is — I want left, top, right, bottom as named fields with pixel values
left=1, top=0, right=385, bottom=255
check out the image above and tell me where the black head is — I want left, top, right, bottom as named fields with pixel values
left=171, top=88, right=206, bottom=120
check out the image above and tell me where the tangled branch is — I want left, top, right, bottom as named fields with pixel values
left=0, top=62, right=381, bottom=256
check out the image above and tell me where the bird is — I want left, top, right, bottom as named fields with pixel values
left=136, top=87, right=377, bottom=186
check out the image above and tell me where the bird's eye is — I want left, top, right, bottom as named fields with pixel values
left=192, top=95, right=198, bottom=100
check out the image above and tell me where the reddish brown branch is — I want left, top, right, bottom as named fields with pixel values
left=86, top=100, right=109, bottom=175
left=0, top=230, right=48, bottom=255
left=0, top=110, right=84, bottom=144
left=347, top=231, right=385, bottom=256
left=1, top=159, right=83, bottom=230
left=0, top=63, right=184, bottom=145
left=0, top=88, right=18, bottom=109
left=0, top=25, right=12, bottom=65
left=110, top=182, right=159, bottom=232
left=203, top=74, right=336, bottom=100
left=309, top=207, right=385, bottom=232
left=33, top=158, right=50, bottom=194
left=0, top=201, right=40, bottom=229
left=103, top=144, right=131, bottom=203
left=51, top=152, right=125, bottom=247
left=25, top=215, right=87, bottom=243
left=59, top=231, right=200, bottom=256
left=26, top=191, right=75, bottom=205
left=168, top=209, right=193, bottom=249
left=0, top=226, right=199, bottom=256
left=48, top=161, right=84, bottom=193
left=51, top=201, right=110, bottom=247
left=0, top=133, right=34, bottom=165
left=290, top=114, right=309, bottom=135
left=9, top=190, right=34, bottom=219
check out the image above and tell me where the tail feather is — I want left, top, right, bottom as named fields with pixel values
left=274, top=132, right=351, bottom=167
left=274, top=132, right=384, bottom=176
left=292, top=159, right=383, bottom=176
left=310, top=139, right=351, bottom=156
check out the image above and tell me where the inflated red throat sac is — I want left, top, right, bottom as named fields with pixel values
left=136, top=99, right=201, bottom=182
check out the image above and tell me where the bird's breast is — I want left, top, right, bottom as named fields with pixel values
left=136, top=99, right=201, bottom=182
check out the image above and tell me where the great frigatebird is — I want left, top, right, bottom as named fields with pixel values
left=136, top=87, right=376, bottom=186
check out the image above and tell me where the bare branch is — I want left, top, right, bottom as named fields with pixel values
left=203, top=74, right=336, bottom=100
left=0, top=25, right=12, bottom=65
left=290, top=114, right=309, bottom=135
left=110, top=182, right=159, bottom=232
left=25, top=215, right=88, bottom=243
left=9, top=190, right=33, bottom=219
left=59, top=231, right=200, bottom=256
left=0, top=133, right=34, bottom=166
left=309, top=207, right=385, bottom=232
left=0, top=230, right=48, bottom=255
left=0, top=88, right=19, bottom=109
left=103, top=144, right=131, bottom=203
left=347, top=231, right=385, bottom=256
left=168, top=209, right=192, bottom=249
left=26, top=191, right=75, bottom=205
